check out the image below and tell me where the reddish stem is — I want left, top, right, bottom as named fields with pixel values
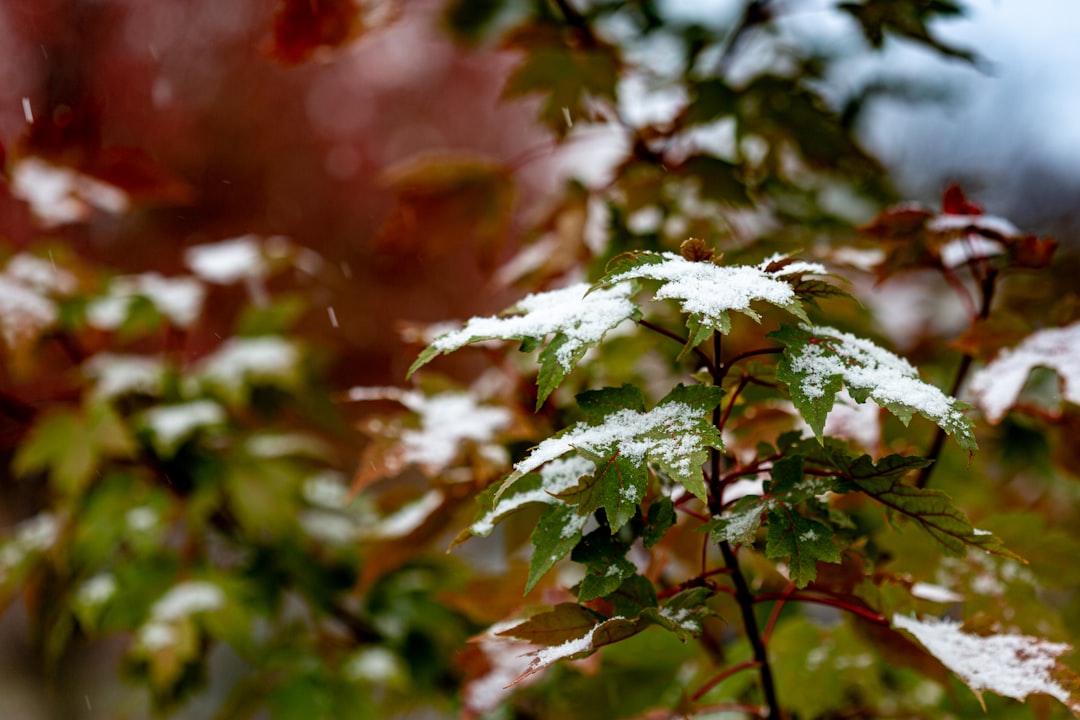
left=753, top=592, right=889, bottom=626
left=691, top=659, right=762, bottom=702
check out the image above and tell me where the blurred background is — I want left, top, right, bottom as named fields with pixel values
left=1, top=0, right=1078, bottom=717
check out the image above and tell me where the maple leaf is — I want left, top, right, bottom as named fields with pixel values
left=409, top=282, right=639, bottom=408
left=501, top=384, right=724, bottom=528
left=895, top=614, right=1080, bottom=714
left=594, top=251, right=827, bottom=358
left=770, top=323, right=976, bottom=452
left=967, top=321, right=1080, bottom=424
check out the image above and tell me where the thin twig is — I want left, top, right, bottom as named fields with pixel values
left=753, top=592, right=890, bottom=626
left=691, top=659, right=762, bottom=702
left=915, top=267, right=998, bottom=488
left=638, top=318, right=716, bottom=375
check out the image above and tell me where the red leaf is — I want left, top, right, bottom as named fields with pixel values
left=1009, top=233, right=1058, bottom=269
left=265, top=0, right=359, bottom=64
left=858, top=205, right=933, bottom=239
left=941, top=183, right=982, bottom=215
left=86, top=146, right=193, bottom=205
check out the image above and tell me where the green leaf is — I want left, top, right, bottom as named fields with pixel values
left=14, top=404, right=135, bottom=497
left=577, top=384, right=646, bottom=421
left=594, top=252, right=826, bottom=358
left=408, top=282, right=639, bottom=408
left=765, top=507, right=841, bottom=588
left=641, top=497, right=676, bottom=548
left=609, top=574, right=658, bottom=618
left=527, top=503, right=588, bottom=594
left=770, top=323, right=977, bottom=451
left=643, top=587, right=715, bottom=641
left=572, top=531, right=636, bottom=602
left=499, top=384, right=724, bottom=507
left=834, top=461, right=1021, bottom=561
left=705, top=495, right=766, bottom=546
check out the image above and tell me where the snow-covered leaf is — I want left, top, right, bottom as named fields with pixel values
left=571, top=530, right=637, bottom=601
left=409, top=282, right=638, bottom=407
left=894, top=614, right=1080, bottom=713
left=139, top=400, right=227, bottom=456
left=707, top=495, right=767, bottom=546
left=198, top=336, right=302, bottom=403
left=968, top=321, right=1080, bottom=424
left=87, top=273, right=206, bottom=330
left=11, top=157, right=130, bottom=227
left=770, top=324, right=976, bottom=452
left=500, top=384, right=724, bottom=520
left=501, top=613, right=644, bottom=685
left=594, top=251, right=827, bottom=357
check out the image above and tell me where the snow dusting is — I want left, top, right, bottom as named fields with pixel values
left=509, top=400, right=709, bottom=487
left=788, top=325, right=967, bottom=430
left=940, top=236, right=1005, bottom=268
left=910, top=582, right=964, bottom=603
left=0, top=275, right=57, bottom=347
left=968, top=321, right=1080, bottom=423
left=5, top=253, right=76, bottom=294
left=370, top=489, right=444, bottom=539
left=77, top=573, right=118, bottom=607
left=398, top=392, right=513, bottom=471
left=11, top=157, right=130, bottom=227
left=140, top=400, right=226, bottom=453
left=470, top=455, right=593, bottom=536
left=198, top=336, right=299, bottom=391
left=602, top=252, right=822, bottom=325
left=151, top=581, right=225, bottom=621
left=87, top=274, right=206, bottom=329
left=927, top=213, right=1019, bottom=237
left=894, top=614, right=1075, bottom=709
left=184, top=235, right=267, bottom=283
left=430, top=282, right=637, bottom=371
left=83, top=354, right=165, bottom=399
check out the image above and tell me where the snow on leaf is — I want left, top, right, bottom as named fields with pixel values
left=0, top=275, right=57, bottom=347
left=765, top=507, right=841, bottom=588
left=594, top=251, right=826, bottom=357
left=504, top=613, right=642, bottom=686
left=82, top=353, right=166, bottom=399
left=968, top=321, right=1080, bottom=424
left=468, top=455, right=592, bottom=539
left=11, top=157, right=130, bottom=227
left=140, top=400, right=226, bottom=456
left=770, top=324, right=976, bottom=452
left=409, top=282, right=638, bottom=407
left=707, top=495, right=768, bottom=546
left=86, top=273, right=206, bottom=330
left=185, top=235, right=268, bottom=283
left=526, top=503, right=589, bottom=593
left=351, top=387, right=514, bottom=476
left=198, top=336, right=301, bottom=402
left=499, top=384, right=724, bottom=519
left=894, top=614, right=1080, bottom=713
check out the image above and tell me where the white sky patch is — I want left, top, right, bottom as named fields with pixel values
left=184, top=235, right=267, bottom=284
left=470, top=455, right=593, bottom=537
left=910, top=582, right=964, bottom=603
left=968, top=321, right=1080, bottom=424
left=603, top=253, right=823, bottom=326
left=894, top=614, right=1076, bottom=710
left=508, top=400, right=708, bottom=489
left=140, top=400, right=226, bottom=454
left=83, top=353, right=166, bottom=399
left=431, top=282, right=637, bottom=373
left=86, top=273, right=206, bottom=329
left=11, top=157, right=130, bottom=227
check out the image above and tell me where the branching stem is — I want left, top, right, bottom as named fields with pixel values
left=753, top=592, right=890, bottom=626
left=710, top=332, right=781, bottom=720
left=637, top=318, right=716, bottom=375
left=916, top=267, right=998, bottom=488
